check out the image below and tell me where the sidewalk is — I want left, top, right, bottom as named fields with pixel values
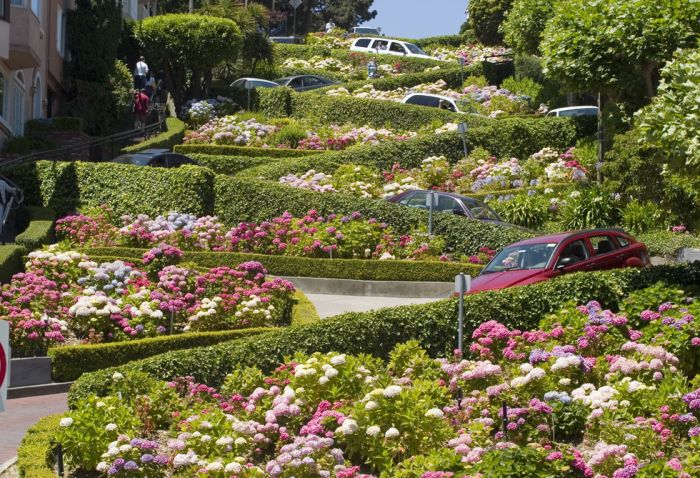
left=0, top=393, right=68, bottom=463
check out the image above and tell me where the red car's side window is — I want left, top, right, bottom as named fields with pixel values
left=555, top=239, right=589, bottom=267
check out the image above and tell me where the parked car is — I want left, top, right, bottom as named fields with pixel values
left=270, top=36, right=304, bottom=44
left=111, top=149, right=198, bottom=168
left=274, top=75, right=337, bottom=92
left=402, top=93, right=469, bottom=113
left=351, top=26, right=382, bottom=36
left=386, top=190, right=510, bottom=225
left=230, top=78, right=279, bottom=90
left=547, top=106, right=599, bottom=117
left=350, top=37, right=437, bottom=60
left=469, top=229, right=649, bottom=293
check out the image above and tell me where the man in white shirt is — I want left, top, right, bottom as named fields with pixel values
left=134, top=56, right=149, bottom=89
left=325, top=19, right=335, bottom=33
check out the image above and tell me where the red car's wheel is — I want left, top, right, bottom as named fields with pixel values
left=625, top=257, right=644, bottom=268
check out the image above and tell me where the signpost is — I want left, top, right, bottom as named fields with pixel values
left=458, top=122, right=469, bottom=158
left=0, top=320, right=9, bottom=413
left=425, top=191, right=437, bottom=236
left=454, top=273, right=470, bottom=353
left=289, top=0, right=302, bottom=36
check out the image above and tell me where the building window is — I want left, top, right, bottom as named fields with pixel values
left=12, top=72, right=26, bottom=135
left=56, top=5, right=65, bottom=56
left=10, top=0, right=22, bottom=8
left=30, top=0, right=39, bottom=21
left=1, top=0, right=10, bottom=21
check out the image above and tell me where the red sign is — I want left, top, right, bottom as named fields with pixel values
left=0, top=342, right=5, bottom=389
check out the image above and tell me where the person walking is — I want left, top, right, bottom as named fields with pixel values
left=325, top=19, right=335, bottom=33
left=132, top=89, right=150, bottom=130
left=134, top=56, right=149, bottom=90
left=145, top=73, right=157, bottom=101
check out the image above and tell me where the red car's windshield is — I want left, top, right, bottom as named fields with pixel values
left=483, top=242, right=559, bottom=274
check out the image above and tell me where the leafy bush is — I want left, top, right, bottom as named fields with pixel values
left=16, top=414, right=61, bottom=478
left=257, top=86, right=293, bottom=118
left=120, top=117, right=185, bottom=154
left=67, top=263, right=700, bottom=405
left=637, top=231, right=700, bottom=257
left=24, top=117, right=84, bottom=135
left=2, top=136, right=56, bottom=155
left=468, top=0, right=513, bottom=45
left=0, top=245, right=26, bottom=283
left=490, top=193, right=552, bottom=229
left=48, top=328, right=272, bottom=382
left=186, top=153, right=280, bottom=175
left=559, top=188, right=622, bottom=230
left=174, top=143, right=321, bottom=158
left=14, top=207, right=55, bottom=251
left=83, top=247, right=483, bottom=282
left=621, top=200, right=666, bottom=235
left=501, top=76, right=542, bottom=104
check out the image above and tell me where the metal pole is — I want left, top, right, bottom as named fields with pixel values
left=461, top=132, right=468, bottom=159
left=597, top=91, right=604, bottom=184
left=502, top=401, right=508, bottom=441
left=457, top=272, right=465, bottom=353
left=57, top=443, right=65, bottom=477
left=293, top=7, right=296, bottom=36
left=247, top=86, right=251, bottom=111
left=428, top=191, right=434, bottom=236
left=188, top=0, right=192, bottom=13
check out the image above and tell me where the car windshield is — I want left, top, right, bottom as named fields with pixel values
left=273, top=78, right=290, bottom=85
left=462, top=197, right=501, bottom=221
left=354, top=28, right=378, bottom=34
left=483, top=243, right=558, bottom=273
left=405, top=43, right=427, bottom=55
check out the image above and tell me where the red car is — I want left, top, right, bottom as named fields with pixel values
left=469, top=229, right=650, bottom=293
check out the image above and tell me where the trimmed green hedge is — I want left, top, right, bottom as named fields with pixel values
left=214, top=176, right=529, bottom=256
left=187, top=153, right=281, bottom=176
left=48, top=327, right=273, bottom=382
left=15, top=206, right=55, bottom=251
left=121, top=117, right=185, bottom=154
left=0, top=245, right=26, bottom=283
left=67, top=263, right=700, bottom=406
left=17, top=414, right=61, bottom=478
left=469, top=183, right=572, bottom=201
left=82, top=246, right=483, bottom=282
left=5, top=161, right=215, bottom=217
left=25, top=116, right=84, bottom=135
left=174, top=143, right=321, bottom=158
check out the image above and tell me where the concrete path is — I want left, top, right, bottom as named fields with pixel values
left=306, top=293, right=444, bottom=319
left=0, top=393, right=68, bottom=463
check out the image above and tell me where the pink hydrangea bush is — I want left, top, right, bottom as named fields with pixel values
left=58, top=287, right=700, bottom=477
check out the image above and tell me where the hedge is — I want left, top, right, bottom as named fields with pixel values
left=213, top=176, right=529, bottom=256
left=273, top=44, right=446, bottom=70
left=469, top=182, right=572, bottom=201
left=187, top=153, right=282, bottom=176
left=4, top=161, right=215, bottom=217
left=121, top=117, right=185, bottom=154
left=48, top=327, right=273, bottom=382
left=0, top=245, right=26, bottom=283
left=174, top=143, right=321, bottom=158
left=25, top=116, right=84, bottom=135
left=67, top=263, right=700, bottom=406
left=16, top=414, right=61, bottom=478
left=15, top=206, right=56, bottom=251
left=82, top=246, right=483, bottom=282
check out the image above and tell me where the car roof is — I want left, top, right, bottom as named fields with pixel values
left=549, top=106, right=598, bottom=112
left=401, top=189, right=482, bottom=201
left=403, top=92, right=456, bottom=102
left=139, top=148, right=171, bottom=155
left=508, top=228, right=629, bottom=246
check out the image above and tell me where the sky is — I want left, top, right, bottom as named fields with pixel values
left=369, top=0, right=466, bottom=39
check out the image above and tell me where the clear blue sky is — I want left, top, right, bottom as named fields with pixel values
left=368, top=0, right=466, bottom=39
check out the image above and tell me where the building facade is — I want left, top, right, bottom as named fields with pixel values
left=0, top=0, right=70, bottom=147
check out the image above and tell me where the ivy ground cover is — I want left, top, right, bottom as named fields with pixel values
left=57, top=284, right=700, bottom=477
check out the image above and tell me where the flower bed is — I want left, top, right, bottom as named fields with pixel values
left=183, top=115, right=416, bottom=150
left=4, top=245, right=295, bottom=357
left=424, top=43, right=512, bottom=64
left=55, top=208, right=478, bottom=263
left=56, top=283, right=700, bottom=477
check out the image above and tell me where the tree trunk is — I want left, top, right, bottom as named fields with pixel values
left=203, top=69, right=213, bottom=97
left=642, top=62, right=659, bottom=98
left=191, top=69, right=202, bottom=100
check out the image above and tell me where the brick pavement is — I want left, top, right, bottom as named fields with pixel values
left=0, top=393, right=68, bottom=463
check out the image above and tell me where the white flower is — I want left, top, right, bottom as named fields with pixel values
left=216, top=436, right=233, bottom=446
left=200, top=435, right=212, bottom=442
left=385, top=427, right=400, bottom=438
left=105, top=423, right=118, bottom=431
left=365, top=400, right=379, bottom=411
left=59, top=417, right=73, bottom=427
left=234, top=437, right=247, bottom=446
left=340, top=419, right=358, bottom=435
left=118, top=444, right=132, bottom=452
left=366, top=425, right=381, bottom=436
left=330, top=354, right=346, bottom=366
left=206, top=462, right=224, bottom=471
left=96, top=462, right=109, bottom=472
left=425, top=408, right=444, bottom=419
left=96, top=401, right=106, bottom=408
left=383, top=385, right=402, bottom=398
left=225, top=462, right=243, bottom=473
left=112, top=372, right=124, bottom=381
left=559, top=378, right=572, bottom=386
left=319, top=376, right=330, bottom=385
left=107, top=447, right=120, bottom=457
left=325, top=367, right=338, bottom=378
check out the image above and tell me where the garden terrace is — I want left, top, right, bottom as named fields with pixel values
left=67, top=262, right=700, bottom=404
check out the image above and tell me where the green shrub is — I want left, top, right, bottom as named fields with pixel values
left=25, top=117, right=84, bottom=135
left=0, top=245, right=26, bottom=283
left=16, top=414, right=61, bottom=478
left=3, top=136, right=56, bottom=155
left=257, top=86, right=294, bottom=117
left=490, top=194, right=551, bottom=229
left=637, top=231, right=700, bottom=257
left=174, top=143, right=321, bottom=158
left=621, top=200, right=667, bottom=235
left=501, top=76, right=542, bottom=104
left=67, top=263, right=700, bottom=405
left=82, top=246, right=484, bottom=282
left=15, top=206, right=56, bottom=251
left=559, top=188, right=622, bottom=230
left=187, top=153, right=281, bottom=175
left=48, top=327, right=272, bottom=382
left=272, top=123, right=309, bottom=148
left=120, top=117, right=186, bottom=154
left=468, top=0, right=512, bottom=45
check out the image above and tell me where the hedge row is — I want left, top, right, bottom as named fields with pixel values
left=16, top=414, right=61, bottom=478
left=469, top=182, right=572, bottom=201
left=15, top=206, right=56, bottom=251
left=25, top=116, right=84, bottom=135
left=4, top=161, right=215, bottom=217
left=186, top=153, right=281, bottom=176
left=48, top=327, right=273, bottom=382
left=174, top=143, right=321, bottom=158
left=0, top=245, right=26, bottom=283
left=82, top=246, right=483, bottom=282
left=67, top=263, right=700, bottom=405
left=121, top=117, right=185, bottom=154
left=214, top=176, right=528, bottom=256
left=273, top=44, right=446, bottom=69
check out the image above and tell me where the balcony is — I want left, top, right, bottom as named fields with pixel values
left=8, top=5, right=43, bottom=69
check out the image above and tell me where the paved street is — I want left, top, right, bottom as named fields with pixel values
left=306, top=294, right=444, bottom=319
left=0, top=394, right=68, bottom=464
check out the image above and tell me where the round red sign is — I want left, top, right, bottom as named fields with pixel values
left=0, top=342, right=6, bottom=389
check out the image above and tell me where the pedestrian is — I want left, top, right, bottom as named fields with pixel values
left=132, top=89, right=150, bottom=130
left=325, top=19, right=335, bottom=33
left=134, top=56, right=149, bottom=90
left=367, top=59, right=378, bottom=79
left=145, top=72, right=156, bottom=100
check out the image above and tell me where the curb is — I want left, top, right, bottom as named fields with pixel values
left=282, top=276, right=454, bottom=298
left=8, top=382, right=72, bottom=399
left=0, top=457, right=17, bottom=476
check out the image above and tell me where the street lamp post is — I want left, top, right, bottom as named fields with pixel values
left=458, top=121, right=468, bottom=158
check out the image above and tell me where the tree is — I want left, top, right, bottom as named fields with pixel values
left=311, top=0, right=377, bottom=30
left=67, top=0, right=122, bottom=82
left=136, top=14, right=242, bottom=110
left=636, top=49, right=700, bottom=178
left=541, top=0, right=700, bottom=101
left=467, top=0, right=512, bottom=46
left=501, top=0, right=556, bottom=55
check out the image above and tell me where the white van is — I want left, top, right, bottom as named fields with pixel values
left=350, top=37, right=437, bottom=60
left=546, top=106, right=599, bottom=117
